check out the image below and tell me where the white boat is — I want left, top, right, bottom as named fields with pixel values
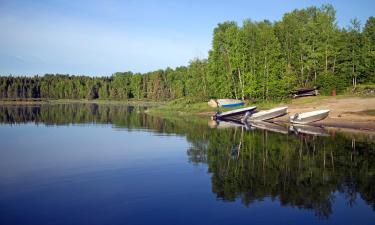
left=216, top=99, right=245, bottom=108
left=213, top=106, right=256, bottom=120
left=247, top=106, right=288, bottom=121
left=290, top=109, right=330, bottom=124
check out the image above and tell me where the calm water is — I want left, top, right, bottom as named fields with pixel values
left=0, top=104, right=374, bottom=225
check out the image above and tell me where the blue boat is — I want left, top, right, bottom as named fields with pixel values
left=217, top=99, right=245, bottom=108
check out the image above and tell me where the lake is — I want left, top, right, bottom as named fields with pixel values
left=0, top=103, right=374, bottom=225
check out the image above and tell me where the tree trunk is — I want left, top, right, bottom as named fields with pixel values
left=300, top=54, right=304, bottom=86
left=201, top=63, right=207, bottom=97
left=224, top=49, right=237, bottom=99
left=230, top=67, right=238, bottom=99
left=314, top=70, right=317, bottom=83
left=325, top=42, right=328, bottom=72
left=352, top=63, right=357, bottom=90
left=264, top=57, right=267, bottom=100
left=237, top=68, right=245, bottom=100
left=266, top=62, right=269, bottom=101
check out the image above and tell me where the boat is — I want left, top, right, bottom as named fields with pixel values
left=291, top=87, right=319, bottom=98
left=290, top=109, right=330, bottom=124
left=248, top=121, right=289, bottom=134
left=290, top=124, right=329, bottom=136
left=216, top=99, right=245, bottom=108
left=212, top=106, right=256, bottom=120
left=247, top=106, right=288, bottom=121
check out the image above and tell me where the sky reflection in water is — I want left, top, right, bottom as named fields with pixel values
left=0, top=104, right=374, bottom=225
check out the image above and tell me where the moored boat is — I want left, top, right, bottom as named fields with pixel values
left=247, top=106, right=288, bottom=121
left=213, top=106, right=256, bottom=120
left=290, top=109, right=330, bottom=124
left=217, top=99, right=245, bottom=108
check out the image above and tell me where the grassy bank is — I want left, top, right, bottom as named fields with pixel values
left=1, top=90, right=374, bottom=118
left=147, top=97, right=290, bottom=117
left=146, top=98, right=216, bottom=117
left=147, top=92, right=375, bottom=118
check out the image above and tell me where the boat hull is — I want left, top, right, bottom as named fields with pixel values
left=290, top=110, right=329, bottom=124
left=221, top=102, right=245, bottom=108
left=214, top=106, right=256, bottom=119
left=248, top=107, right=288, bottom=121
left=217, top=99, right=245, bottom=108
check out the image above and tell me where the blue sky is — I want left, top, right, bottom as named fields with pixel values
left=0, top=0, right=374, bottom=76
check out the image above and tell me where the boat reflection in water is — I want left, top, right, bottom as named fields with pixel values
left=201, top=117, right=375, bottom=220
left=248, top=120, right=289, bottom=134
left=0, top=104, right=374, bottom=223
left=290, top=124, right=330, bottom=136
left=210, top=118, right=328, bottom=137
left=208, top=118, right=248, bottom=129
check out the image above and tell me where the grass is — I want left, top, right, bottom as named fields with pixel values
left=287, top=93, right=375, bottom=106
left=149, top=94, right=375, bottom=119
left=252, top=100, right=289, bottom=110
left=340, top=83, right=375, bottom=97
left=289, top=95, right=332, bottom=105
left=355, top=83, right=375, bottom=89
left=148, top=98, right=215, bottom=117
left=148, top=97, right=289, bottom=117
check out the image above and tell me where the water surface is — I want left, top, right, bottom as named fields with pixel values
left=0, top=104, right=374, bottom=225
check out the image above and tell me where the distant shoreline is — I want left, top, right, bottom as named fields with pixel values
left=1, top=96, right=375, bottom=131
left=0, top=99, right=164, bottom=107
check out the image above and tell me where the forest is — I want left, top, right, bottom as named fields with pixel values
left=0, top=5, right=374, bottom=101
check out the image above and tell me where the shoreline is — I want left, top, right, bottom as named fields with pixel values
left=272, top=117, right=375, bottom=132
left=201, top=96, right=375, bottom=132
left=0, top=99, right=164, bottom=107
left=1, top=96, right=375, bottom=131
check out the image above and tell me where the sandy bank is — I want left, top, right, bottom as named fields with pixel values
left=213, top=97, right=375, bottom=131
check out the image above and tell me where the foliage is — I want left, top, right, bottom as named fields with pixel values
left=0, top=5, right=374, bottom=101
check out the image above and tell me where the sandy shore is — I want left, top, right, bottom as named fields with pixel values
left=210, top=97, right=375, bottom=131
left=272, top=97, right=375, bottom=131
left=1, top=97, right=375, bottom=131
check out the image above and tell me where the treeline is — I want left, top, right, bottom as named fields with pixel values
left=0, top=61, right=207, bottom=100
left=0, top=5, right=374, bottom=101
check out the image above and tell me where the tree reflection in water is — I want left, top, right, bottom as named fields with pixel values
left=0, top=103, right=374, bottom=219
left=189, top=123, right=375, bottom=219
